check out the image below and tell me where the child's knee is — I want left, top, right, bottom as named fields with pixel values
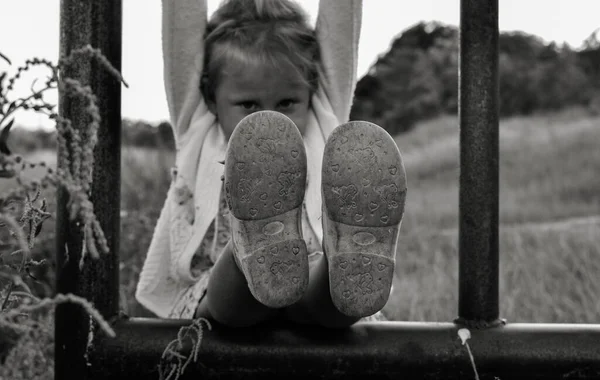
left=205, top=296, right=246, bottom=327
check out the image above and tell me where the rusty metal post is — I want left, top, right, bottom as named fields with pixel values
left=457, top=0, right=500, bottom=325
left=55, top=1, right=122, bottom=379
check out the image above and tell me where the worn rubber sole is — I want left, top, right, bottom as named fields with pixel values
left=322, top=121, right=407, bottom=318
left=224, top=111, right=308, bottom=309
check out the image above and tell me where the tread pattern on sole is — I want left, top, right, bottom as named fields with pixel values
left=225, top=111, right=309, bottom=308
left=241, top=239, right=308, bottom=308
left=322, top=121, right=407, bottom=317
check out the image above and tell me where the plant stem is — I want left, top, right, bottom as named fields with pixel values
left=0, top=52, right=10, bottom=64
left=1, top=281, right=15, bottom=311
left=1, top=85, right=56, bottom=126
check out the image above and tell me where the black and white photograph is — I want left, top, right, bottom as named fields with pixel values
left=1, top=0, right=599, bottom=379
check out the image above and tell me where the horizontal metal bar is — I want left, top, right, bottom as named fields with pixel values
left=88, top=318, right=600, bottom=380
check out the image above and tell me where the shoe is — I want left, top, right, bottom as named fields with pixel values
left=224, top=111, right=309, bottom=308
left=321, top=121, right=407, bottom=317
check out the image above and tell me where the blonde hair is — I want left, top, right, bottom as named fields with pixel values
left=200, top=0, right=320, bottom=103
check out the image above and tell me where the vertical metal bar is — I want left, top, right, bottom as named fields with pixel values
left=55, top=1, right=122, bottom=379
left=457, top=0, right=500, bottom=325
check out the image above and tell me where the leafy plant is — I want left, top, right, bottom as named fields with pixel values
left=0, top=46, right=127, bottom=373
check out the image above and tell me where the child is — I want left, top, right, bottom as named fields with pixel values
left=136, top=0, right=407, bottom=328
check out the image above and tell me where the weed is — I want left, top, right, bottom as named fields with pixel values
left=0, top=47, right=124, bottom=372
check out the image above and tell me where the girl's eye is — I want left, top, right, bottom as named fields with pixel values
left=239, top=102, right=257, bottom=110
left=278, top=99, right=296, bottom=109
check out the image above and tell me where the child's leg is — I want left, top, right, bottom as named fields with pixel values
left=285, top=121, right=406, bottom=326
left=197, top=111, right=312, bottom=326
left=223, top=111, right=310, bottom=309
left=319, top=121, right=407, bottom=318
left=197, top=240, right=279, bottom=327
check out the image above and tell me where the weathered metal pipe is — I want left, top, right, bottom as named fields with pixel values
left=55, top=1, right=122, bottom=379
left=90, top=319, right=600, bottom=380
left=458, top=0, right=500, bottom=325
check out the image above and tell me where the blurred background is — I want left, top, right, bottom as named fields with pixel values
left=1, top=0, right=599, bottom=324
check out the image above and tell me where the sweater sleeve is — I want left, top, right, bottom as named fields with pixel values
left=315, top=0, right=363, bottom=124
left=161, top=0, right=207, bottom=141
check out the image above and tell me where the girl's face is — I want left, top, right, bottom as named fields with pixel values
left=207, top=59, right=311, bottom=139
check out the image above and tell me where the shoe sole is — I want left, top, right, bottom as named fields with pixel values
left=322, top=121, right=407, bottom=317
left=224, top=111, right=309, bottom=309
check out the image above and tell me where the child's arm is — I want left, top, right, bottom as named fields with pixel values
left=161, top=0, right=207, bottom=141
left=315, top=0, right=363, bottom=124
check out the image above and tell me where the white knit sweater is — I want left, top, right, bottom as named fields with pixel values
left=135, top=0, right=363, bottom=319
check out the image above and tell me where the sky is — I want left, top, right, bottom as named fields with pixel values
left=1, top=0, right=599, bottom=129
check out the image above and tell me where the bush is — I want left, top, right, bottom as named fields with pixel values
left=350, top=22, right=600, bottom=135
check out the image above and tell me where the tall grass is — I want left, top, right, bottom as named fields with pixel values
left=112, top=108, right=600, bottom=322
left=384, top=107, right=600, bottom=322
left=9, top=109, right=600, bottom=323
left=2, top=109, right=599, bottom=378
left=384, top=219, right=600, bottom=322
left=119, top=145, right=173, bottom=317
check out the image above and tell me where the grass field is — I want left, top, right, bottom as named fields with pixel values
left=1, top=108, right=600, bottom=378
left=4, top=107, right=600, bottom=323
left=385, top=108, right=600, bottom=322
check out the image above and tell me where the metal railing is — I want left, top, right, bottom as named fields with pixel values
left=54, top=0, right=600, bottom=379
